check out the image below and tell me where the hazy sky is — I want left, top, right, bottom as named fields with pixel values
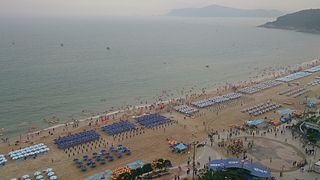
left=1, top=0, right=320, bottom=17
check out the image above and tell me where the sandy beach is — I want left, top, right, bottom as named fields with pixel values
left=0, top=59, right=320, bottom=179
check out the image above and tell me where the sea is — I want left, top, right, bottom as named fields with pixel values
left=0, top=16, right=320, bottom=137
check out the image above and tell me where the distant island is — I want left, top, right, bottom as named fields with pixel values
left=167, top=5, right=282, bottom=17
left=260, top=9, right=320, bottom=33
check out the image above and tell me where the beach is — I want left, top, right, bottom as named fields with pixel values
left=2, top=16, right=320, bottom=137
left=0, top=59, right=320, bottom=179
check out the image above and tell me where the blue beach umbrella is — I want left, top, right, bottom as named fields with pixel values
left=101, top=149, right=107, bottom=153
left=36, top=175, right=44, bottom=179
left=45, top=168, right=53, bottom=173
left=90, top=163, right=96, bottom=168
left=22, top=175, right=30, bottom=179
left=86, top=161, right=92, bottom=165
left=50, top=176, right=58, bottom=180
left=34, top=171, right=41, bottom=176
left=81, top=165, right=87, bottom=172
left=47, top=171, right=55, bottom=176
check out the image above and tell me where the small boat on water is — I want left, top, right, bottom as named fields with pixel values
left=0, top=128, right=4, bottom=136
left=48, top=120, right=59, bottom=124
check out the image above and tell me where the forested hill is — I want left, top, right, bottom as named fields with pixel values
left=260, top=9, right=320, bottom=33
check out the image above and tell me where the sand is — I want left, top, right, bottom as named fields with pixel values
left=0, top=61, right=320, bottom=179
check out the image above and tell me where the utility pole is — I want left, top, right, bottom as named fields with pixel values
left=192, top=141, right=198, bottom=180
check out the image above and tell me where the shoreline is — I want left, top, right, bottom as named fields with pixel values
left=0, top=57, right=320, bottom=179
left=2, top=58, right=319, bottom=143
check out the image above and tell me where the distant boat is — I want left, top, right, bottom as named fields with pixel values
left=60, top=43, right=64, bottom=47
left=106, top=47, right=110, bottom=50
left=205, top=65, right=209, bottom=68
left=0, top=128, right=4, bottom=136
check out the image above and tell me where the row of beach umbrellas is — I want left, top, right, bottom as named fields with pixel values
left=54, top=130, right=100, bottom=149
left=239, top=80, right=282, bottom=94
left=279, top=87, right=301, bottom=95
left=174, top=105, right=198, bottom=115
left=304, top=65, right=320, bottom=73
left=0, top=154, right=7, bottom=165
left=9, top=143, right=49, bottom=160
left=276, top=71, right=311, bottom=82
left=192, top=92, right=242, bottom=108
left=11, top=168, right=57, bottom=180
left=310, top=79, right=320, bottom=86
left=291, top=89, right=311, bottom=98
left=285, top=87, right=306, bottom=97
left=241, top=102, right=281, bottom=116
left=136, top=114, right=173, bottom=127
left=102, top=120, right=136, bottom=136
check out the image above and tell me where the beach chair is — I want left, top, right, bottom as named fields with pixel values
left=81, top=166, right=87, bottom=172
left=100, top=159, right=106, bottom=165
left=90, top=163, right=96, bottom=168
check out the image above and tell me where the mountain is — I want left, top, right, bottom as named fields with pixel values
left=167, top=5, right=283, bottom=17
left=260, top=9, right=320, bottom=33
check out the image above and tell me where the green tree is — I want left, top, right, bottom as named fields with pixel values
left=153, top=159, right=165, bottom=170
left=131, top=167, right=143, bottom=177
left=306, top=130, right=318, bottom=143
left=199, top=169, right=247, bottom=180
left=116, top=172, right=134, bottom=180
left=142, top=163, right=153, bottom=174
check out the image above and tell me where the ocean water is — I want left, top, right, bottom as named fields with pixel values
left=0, top=16, right=320, bottom=137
